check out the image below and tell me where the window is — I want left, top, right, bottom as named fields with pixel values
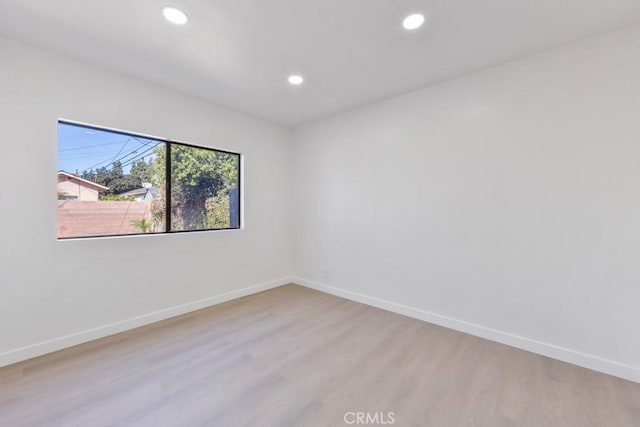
left=57, top=121, right=241, bottom=239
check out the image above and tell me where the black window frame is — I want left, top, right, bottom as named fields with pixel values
left=57, top=120, right=242, bottom=240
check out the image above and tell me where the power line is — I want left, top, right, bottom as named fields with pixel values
left=57, top=138, right=131, bottom=152
left=80, top=138, right=159, bottom=171
left=62, top=133, right=163, bottom=174
left=111, top=143, right=159, bottom=168
left=83, top=137, right=133, bottom=171
left=120, top=143, right=163, bottom=169
left=131, top=136, right=158, bottom=148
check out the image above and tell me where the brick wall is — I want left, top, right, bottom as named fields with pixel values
left=57, top=201, right=155, bottom=238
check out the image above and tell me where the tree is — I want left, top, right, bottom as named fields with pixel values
left=205, top=191, right=231, bottom=229
left=80, top=159, right=153, bottom=198
left=149, top=146, right=167, bottom=229
left=147, top=144, right=238, bottom=230
left=103, top=161, right=131, bottom=195
left=170, top=145, right=238, bottom=230
left=129, top=159, right=152, bottom=188
left=131, top=218, right=155, bottom=233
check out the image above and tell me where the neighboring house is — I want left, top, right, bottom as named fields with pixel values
left=118, top=186, right=158, bottom=202
left=57, top=171, right=108, bottom=201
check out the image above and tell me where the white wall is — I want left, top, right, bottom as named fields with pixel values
left=0, top=37, right=294, bottom=365
left=293, top=25, right=640, bottom=381
left=3, top=23, right=640, bottom=382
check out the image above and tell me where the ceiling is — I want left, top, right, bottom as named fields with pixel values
left=1, top=1, right=640, bottom=126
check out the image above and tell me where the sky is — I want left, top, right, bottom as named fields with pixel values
left=57, top=122, right=163, bottom=175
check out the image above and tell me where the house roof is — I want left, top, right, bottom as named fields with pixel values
left=119, top=188, right=148, bottom=196
left=119, top=186, right=159, bottom=198
left=57, top=171, right=109, bottom=191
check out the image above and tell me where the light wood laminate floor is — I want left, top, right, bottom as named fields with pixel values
left=1, top=284, right=639, bottom=426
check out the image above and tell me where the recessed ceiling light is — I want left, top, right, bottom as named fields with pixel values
left=402, top=13, right=425, bottom=30
left=162, top=6, right=188, bottom=25
left=288, top=75, right=304, bottom=85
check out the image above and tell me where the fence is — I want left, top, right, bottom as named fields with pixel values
left=57, top=201, right=154, bottom=238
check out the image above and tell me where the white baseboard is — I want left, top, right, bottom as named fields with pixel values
left=5, top=276, right=638, bottom=384
left=0, top=277, right=294, bottom=368
left=294, top=277, right=640, bottom=384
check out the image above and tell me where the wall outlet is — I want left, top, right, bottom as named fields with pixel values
left=321, top=268, right=330, bottom=280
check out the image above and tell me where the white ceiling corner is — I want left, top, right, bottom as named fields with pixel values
left=1, top=0, right=639, bottom=126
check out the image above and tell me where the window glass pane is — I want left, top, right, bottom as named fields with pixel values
left=170, top=144, right=240, bottom=231
left=57, top=122, right=166, bottom=238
